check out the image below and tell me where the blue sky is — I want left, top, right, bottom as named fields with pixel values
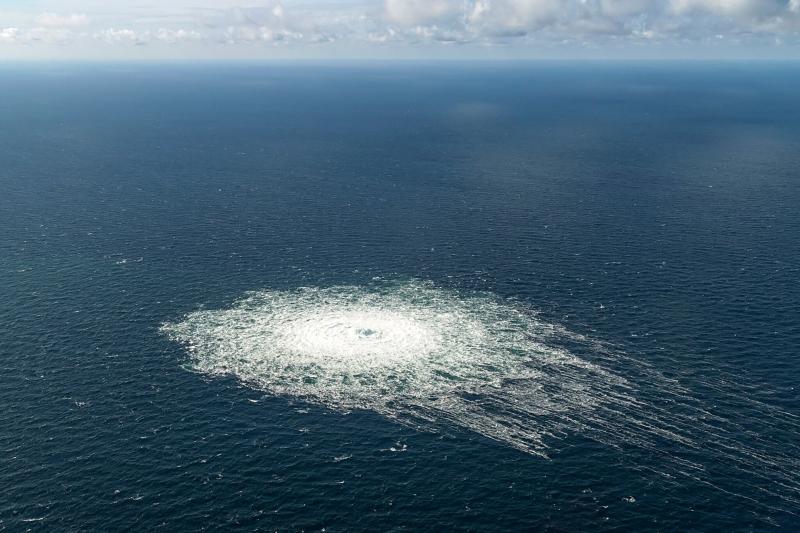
left=1, top=0, right=799, bottom=59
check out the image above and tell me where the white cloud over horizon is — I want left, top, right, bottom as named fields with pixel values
left=1, top=0, right=799, bottom=59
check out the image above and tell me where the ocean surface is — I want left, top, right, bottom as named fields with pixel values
left=1, top=62, right=799, bottom=531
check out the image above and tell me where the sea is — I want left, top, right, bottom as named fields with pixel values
left=1, top=62, right=799, bottom=531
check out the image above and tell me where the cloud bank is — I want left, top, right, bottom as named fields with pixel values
left=1, top=0, right=799, bottom=58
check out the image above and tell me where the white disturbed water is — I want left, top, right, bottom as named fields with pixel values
left=161, top=280, right=634, bottom=455
left=162, top=280, right=800, bottom=513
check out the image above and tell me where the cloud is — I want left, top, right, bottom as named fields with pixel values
left=381, top=0, right=800, bottom=42
left=36, top=12, right=91, bottom=28
left=154, top=28, right=202, bottom=43
left=94, top=27, right=204, bottom=45
left=385, top=0, right=461, bottom=25
left=206, top=3, right=306, bottom=44
left=600, top=0, right=656, bottom=17
left=0, top=25, right=82, bottom=45
left=97, top=28, right=141, bottom=45
left=1, top=0, right=799, bottom=56
left=0, top=27, right=20, bottom=44
left=467, top=0, right=560, bottom=36
left=223, top=25, right=303, bottom=44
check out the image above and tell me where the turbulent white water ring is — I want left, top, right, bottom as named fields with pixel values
left=280, top=309, right=441, bottom=364
left=161, top=279, right=800, bottom=512
left=161, top=280, right=630, bottom=455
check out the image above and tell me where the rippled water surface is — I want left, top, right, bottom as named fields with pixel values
left=2, top=63, right=799, bottom=530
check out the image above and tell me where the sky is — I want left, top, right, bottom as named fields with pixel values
left=1, top=0, right=799, bottom=59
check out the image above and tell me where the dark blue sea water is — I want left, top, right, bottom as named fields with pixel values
left=1, top=62, right=799, bottom=531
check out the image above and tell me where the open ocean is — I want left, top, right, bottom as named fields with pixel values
left=1, top=62, right=799, bottom=531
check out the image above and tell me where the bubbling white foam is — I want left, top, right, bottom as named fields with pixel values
left=162, top=280, right=800, bottom=516
left=161, top=280, right=633, bottom=455
left=279, top=308, right=442, bottom=365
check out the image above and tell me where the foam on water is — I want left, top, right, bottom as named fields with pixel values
left=162, top=280, right=800, bottom=515
left=161, top=280, right=632, bottom=454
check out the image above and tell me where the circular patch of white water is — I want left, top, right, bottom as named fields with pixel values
left=163, top=280, right=800, bottom=513
left=161, top=280, right=633, bottom=455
